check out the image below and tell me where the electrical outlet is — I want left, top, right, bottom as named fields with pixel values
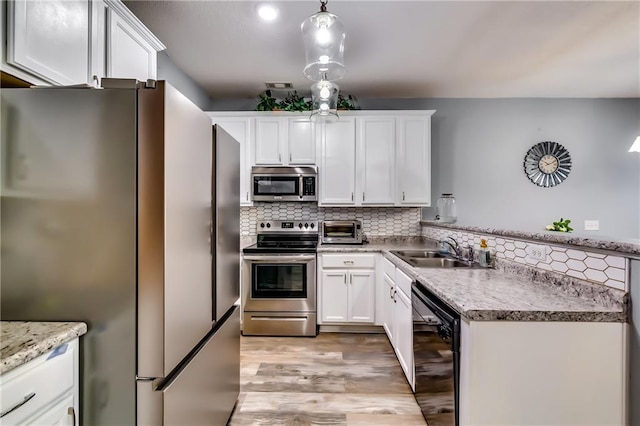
left=525, top=244, right=547, bottom=262
left=584, top=220, right=599, bottom=231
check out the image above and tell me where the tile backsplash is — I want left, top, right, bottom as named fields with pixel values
left=422, top=225, right=628, bottom=292
left=241, top=204, right=422, bottom=237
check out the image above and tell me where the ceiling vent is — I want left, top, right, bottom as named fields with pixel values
left=265, top=82, right=293, bottom=90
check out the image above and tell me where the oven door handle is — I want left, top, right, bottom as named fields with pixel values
left=243, top=254, right=317, bottom=262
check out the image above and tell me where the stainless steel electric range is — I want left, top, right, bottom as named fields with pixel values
left=242, top=220, right=319, bottom=336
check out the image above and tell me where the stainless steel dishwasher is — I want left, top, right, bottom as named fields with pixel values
left=412, top=282, right=460, bottom=426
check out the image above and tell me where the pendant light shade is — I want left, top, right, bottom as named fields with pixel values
left=310, top=80, right=339, bottom=123
left=301, top=0, right=346, bottom=82
left=629, top=136, right=640, bottom=152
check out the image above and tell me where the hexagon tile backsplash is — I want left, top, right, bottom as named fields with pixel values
left=422, top=226, right=628, bottom=292
left=241, top=204, right=422, bottom=237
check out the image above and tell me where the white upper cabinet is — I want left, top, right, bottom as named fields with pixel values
left=105, top=1, right=164, bottom=82
left=319, top=117, right=357, bottom=205
left=287, top=118, right=316, bottom=164
left=397, top=116, right=432, bottom=206
left=356, top=117, right=396, bottom=206
left=254, top=117, right=316, bottom=165
left=211, top=117, right=253, bottom=206
left=5, top=0, right=91, bottom=85
left=1, top=0, right=164, bottom=87
left=254, top=117, right=286, bottom=165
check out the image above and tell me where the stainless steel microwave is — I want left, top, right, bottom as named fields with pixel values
left=251, top=166, right=318, bottom=202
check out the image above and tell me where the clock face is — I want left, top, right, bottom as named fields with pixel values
left=524, top=141, right=571, bottom=187
left=538, top=154, right=559, bottom=174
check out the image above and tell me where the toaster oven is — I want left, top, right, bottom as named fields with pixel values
left=321, top=220, right=363, bottom=244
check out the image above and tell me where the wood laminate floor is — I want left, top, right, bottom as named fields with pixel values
left=228, top=333, right=427, bottom=426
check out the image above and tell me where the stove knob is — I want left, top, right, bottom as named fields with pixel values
left=298, top=223, right=303, bottom=228
left=310, top=223, right=315, bottom=228
left=260, top=223, right=265, bottom=228
left=266, top=223, right=271, bottom=228
left=304, top=223, right=309, bottom=228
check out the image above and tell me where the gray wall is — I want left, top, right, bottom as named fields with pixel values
left=157, top=51, right=212, bottom=110
left=631, top=260, right=640, bottom=426
left=210, top=97, right=640, bottom=239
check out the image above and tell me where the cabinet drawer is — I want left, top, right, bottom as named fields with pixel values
left=395, top=267, right=413, bottom=297
left=382, top=256, right=396, bottom=279
left=322, top=254, right=375, bottom=269
left=0, top=342, right=75, bottom=424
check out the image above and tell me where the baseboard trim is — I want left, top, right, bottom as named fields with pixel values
left=318, top=324, right=385, bottom=334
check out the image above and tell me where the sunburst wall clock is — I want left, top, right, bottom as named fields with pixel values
left=523, top=141, right=572, bottom=188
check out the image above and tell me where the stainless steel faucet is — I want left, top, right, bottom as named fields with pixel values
left=440, top=237, right=475, bottom=263
left=440, top=237, right=462, bottom=258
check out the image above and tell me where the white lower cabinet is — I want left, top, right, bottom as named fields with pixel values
left=380, top=257, right=414, bottom=389
left=319, top=254, right=376, bottom=324
left=0, top=338, right=79, bottom=426
left=393, top=280, right=414, bottom=390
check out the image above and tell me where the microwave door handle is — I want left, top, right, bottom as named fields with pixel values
left=299, top=175, right=304, bottom=198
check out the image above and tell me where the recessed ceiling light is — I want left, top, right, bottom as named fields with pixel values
left=265, top=82, right=293, bottom=90
left=257, top=4, right=278, bottom=22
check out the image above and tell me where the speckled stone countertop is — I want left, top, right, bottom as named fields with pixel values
left=420, top=221, right=640, bottom=257
left=318, top=240, right=626, bottom=322
left=1, top=321, right=87, bottom=374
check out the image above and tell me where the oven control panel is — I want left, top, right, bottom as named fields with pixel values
left=257, top=220, right=319, bottom=234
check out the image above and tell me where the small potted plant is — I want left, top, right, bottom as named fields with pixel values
left=337, top=94, right=357, bottom=110
left=255, top=90, right=280, bottom=111
left=279, top=91, right=310, bottom=112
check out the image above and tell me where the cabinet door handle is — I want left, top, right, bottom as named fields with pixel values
left=362, top=193, right=365, bottom=202
left=349, top=274, right=352, bottom=284
left=389, top=286, right=394, bottom=299
left=393, top=290, right=397, bottom=303
left=68, top=407, right=77, bottom=426
left=403, top=191, right=405, bottom=201
left=279, top=153, right=282, bottom=163
left=351, top=192, right=354, bottom=202
left=289, top=153, right=292, bottom=162
left=0, top=392, right=36, bottom=418
left=343, top=260, right=354, bottom=265
left=344, top=274, right=347, bottom=284
left=246, top=192, right=249, bottom=201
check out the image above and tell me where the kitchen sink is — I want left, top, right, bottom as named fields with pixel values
left=407, top=257, right=478, bottom=268
left=390, top=250, right=482, bottom=268
left=390, top=250, right=446, bottom=258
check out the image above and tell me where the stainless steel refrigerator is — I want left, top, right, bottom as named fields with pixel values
left=0, top=80, right=241, bottom=425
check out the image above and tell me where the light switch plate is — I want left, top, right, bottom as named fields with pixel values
left=584, top=220, right=599, bottom=231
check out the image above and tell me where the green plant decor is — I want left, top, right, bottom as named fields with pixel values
left=337, top=94, right=356, bottom=110
left=280, top=91, right=309, bottom=112
left=546, top=218, right=573, bottom=233
left=255, top=90, right=279, bottom=111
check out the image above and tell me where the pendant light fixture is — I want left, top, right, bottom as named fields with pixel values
left=309, top=79, right=339, bottom=123
left=301, top=0, right=346, bottom=82
left=628, top=136, right=640, bottom=152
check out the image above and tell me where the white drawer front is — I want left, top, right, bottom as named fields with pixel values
left=322, top=254, right=376, bottom=269
left=395, top=267, right=413, bottom=297
left=382, top=256, right=396, bottom=279
left=0, top=343, right=74, bottom=424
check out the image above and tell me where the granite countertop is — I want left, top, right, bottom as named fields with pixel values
left=318, top=240, right=625, bottom=322
left=420, top=221, right=640, bottom=257
left=1, top=321, right=87, bottom=374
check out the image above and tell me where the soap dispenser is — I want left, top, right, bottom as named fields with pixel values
left=477, top=239, right=496, bottom=268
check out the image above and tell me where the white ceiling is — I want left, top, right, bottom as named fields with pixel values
left=124, top=0, right=640, bottom=99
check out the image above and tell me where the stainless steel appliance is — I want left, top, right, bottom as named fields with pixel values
left=251, top=166, right=318, bottom=202
left=412, top=282, right=460, bottom=426
left=242, top=220, right=319, bottom=336
left=0, top=80, right=240, bottom=425
left=321, top=220, right=363, bottom=244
